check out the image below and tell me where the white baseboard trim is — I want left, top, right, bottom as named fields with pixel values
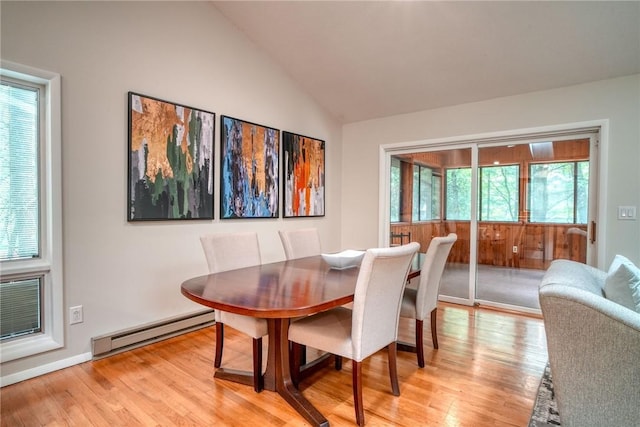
left=1, top=351, right=92, bottom=387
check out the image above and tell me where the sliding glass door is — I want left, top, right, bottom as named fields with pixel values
left=384, top=127, right=599, bottom=313
left=475, top=139, right=592, bottom=310
left=389, top=148, right=473, bottom=303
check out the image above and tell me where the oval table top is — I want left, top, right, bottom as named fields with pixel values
left=181, top=253, right=424, bottom=318
left=181, top=256, right=359, bottom=318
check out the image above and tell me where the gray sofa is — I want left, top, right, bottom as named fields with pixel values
left=539, top=259, right=640, bottom=426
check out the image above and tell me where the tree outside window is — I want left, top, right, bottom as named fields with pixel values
left=479, top=165, right=519, bottom=222
left=447, top=165, right=519, bottom=222
left=446, top=168, right=471, bottom=220
left=390, top=157, right=400, bottom=222
left=432, top=175, right=442, bottom=220
left=529, top=161, right=588, bottom=224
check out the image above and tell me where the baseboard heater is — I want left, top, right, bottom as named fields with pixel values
left=91, top=309, right=215, bottom=359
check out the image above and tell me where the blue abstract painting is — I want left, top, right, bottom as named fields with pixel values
left=220, top=116, right=279, bottom=218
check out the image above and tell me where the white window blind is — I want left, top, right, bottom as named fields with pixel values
left=1, top=78, right=42, bottom=343
left=1, top=278, right=42, bottom=339
left=1, top=81, right=40, bottom=261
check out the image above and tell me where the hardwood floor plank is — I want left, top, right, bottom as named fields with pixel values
left=1, top=303, right=547, bottom=426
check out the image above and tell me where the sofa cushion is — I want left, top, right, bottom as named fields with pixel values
left=604, top=255, right=640, bottom=312
left=608, top=254, right=633, bottom=275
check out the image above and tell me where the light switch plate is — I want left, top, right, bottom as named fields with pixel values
left=618, top=206, right=637, bottom=220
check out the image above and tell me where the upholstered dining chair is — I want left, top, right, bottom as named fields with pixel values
left=279, top=227, right=322, bottom=366
left=200, top=232, right=268, bottom=392
left=398, top=233, right=457, bottom=367
left=278, top=228, right=322, bottom=259
left=289, top=242, right=420, bottom=426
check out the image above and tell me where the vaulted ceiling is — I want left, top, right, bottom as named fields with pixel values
left=213, top=1, right=640, bottom=123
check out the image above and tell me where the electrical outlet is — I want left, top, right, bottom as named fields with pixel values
left=70, top=306, right=83, bottom=325
left=512, top=246, right=518, bottom=253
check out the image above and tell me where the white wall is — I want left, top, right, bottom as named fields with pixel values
left=1, top=2, right=342, bottom=378
left=342, top=75, right=640, bottom=267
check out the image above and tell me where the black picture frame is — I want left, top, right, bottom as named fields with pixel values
left=127, top=92, right=215, bottom=221
left=220, top=115, right=280, bottom=219
left=282, top=131, right=325, bottom=218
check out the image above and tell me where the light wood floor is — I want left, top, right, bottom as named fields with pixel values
left=1, top=303, right=548, bottom=426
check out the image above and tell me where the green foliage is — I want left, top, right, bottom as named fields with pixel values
left=479, top=165, right=519, bottom=221
left=530, top=161, right=588, bottom=224
left=446, top=168, right=471, bottom=220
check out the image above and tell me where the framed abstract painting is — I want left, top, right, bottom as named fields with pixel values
left=127, top=92, right=215, bottom=221
left=220, top=115, right=279, bottom=219
left=282, top=131, right=325, bottom=217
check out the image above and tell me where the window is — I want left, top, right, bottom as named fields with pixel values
left=445, top=167, right=471, bottom=220
left=1, top=62, right=63, bottom=362
left=432, top=175, right=441, bottom=220
left=529, top=161, right=589, bottom=224
left=412, top=164, right=440, bottom=222
left=390, top=158, right=441, bottom=223
left=1, top=80, right=41, bottom=340
left=390, top=157, right=400, bottom=222
left=479, top=165, right=519, bottom=222
left=447, top=165, right=519, bottom=222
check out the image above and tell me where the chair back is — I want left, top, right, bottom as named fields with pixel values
left=351, top=242, right=420, bottom=361
left=415, top=233, right=457, bottom=320
left=200, top=232, right=261, bottom=273
left=279, top=228, right=322, bottom=259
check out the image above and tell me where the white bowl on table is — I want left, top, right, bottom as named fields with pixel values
left=321, top=250, right=366, bottom=270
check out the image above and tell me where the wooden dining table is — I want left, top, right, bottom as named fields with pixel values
left=180, top=253, right=423, bottom=427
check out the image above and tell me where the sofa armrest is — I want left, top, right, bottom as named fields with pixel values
left=540, top=259, right=607, bottom=296
left=540, top=284, right=640, bottom=426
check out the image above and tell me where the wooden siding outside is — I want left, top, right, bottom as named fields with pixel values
left=391, top=221, right=587, bottom=269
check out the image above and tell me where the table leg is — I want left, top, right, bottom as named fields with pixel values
left=265, top=318, right=329, bottom=427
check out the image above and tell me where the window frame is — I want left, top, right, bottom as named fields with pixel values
left=1, top=61, right=63, bottom=362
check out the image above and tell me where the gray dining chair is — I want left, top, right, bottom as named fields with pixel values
left=279, top=228, right=322, bottom=260
left=200, top=231, right=268, bottom=392
left=398, top=233, right=457, bottom=367
left=289, top=242, right=420, bottom=426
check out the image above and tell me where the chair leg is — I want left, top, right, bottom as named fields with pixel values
left=415, top=319, right=425, bottom=368
left=388, top=342, right=400, bottom=396
left=289, top=341, right=307, bottom=367
left=352, top=360, right=365, bottom=427
left=300, top=345, right=307, bottom=366
left=252, top=337, right=264, bottom=393
left=290, top=342, right=303, bottom=388
left=214, top=322, right=224, bottom=368
left=335, top=355, right=342, bottom=371
left=430, top=308, right=439, bottom=350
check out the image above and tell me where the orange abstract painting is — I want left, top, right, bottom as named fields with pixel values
left=283, top=132, right=325, bottom=217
